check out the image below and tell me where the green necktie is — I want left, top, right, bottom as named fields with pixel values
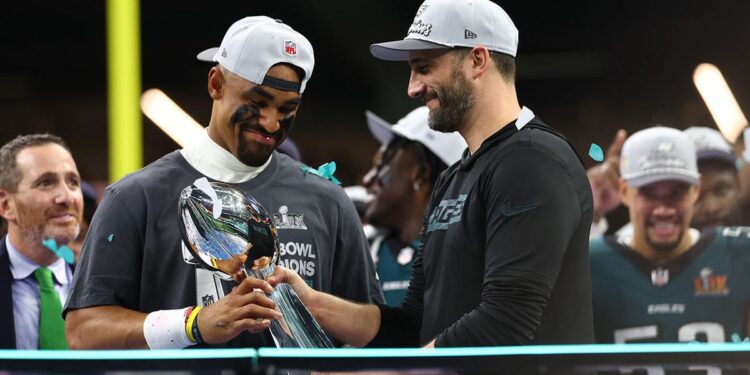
left=34, top=267, right=68, bottom=349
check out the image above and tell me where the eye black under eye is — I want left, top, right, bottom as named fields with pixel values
left=229, top=105, right=258, bottom=126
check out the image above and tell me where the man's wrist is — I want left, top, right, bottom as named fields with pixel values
left=303, top=289, right=322, bottom=318
left=143, top=307, right=196, bottom=349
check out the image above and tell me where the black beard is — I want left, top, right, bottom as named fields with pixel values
left=230, top=105, right=296, bottom=167
left=428, top=65, right=474, bottom=133
left=236, top=133, right=276, bottom=167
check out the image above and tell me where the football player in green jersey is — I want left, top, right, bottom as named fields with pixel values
left=684, top=127, right=741, bottom=229
left=590, top=126, right=750, bottom=344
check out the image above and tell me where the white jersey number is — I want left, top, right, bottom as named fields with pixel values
left=614, top=323, right=724, bottom=375
left=614, top=322, right=724, bottom=343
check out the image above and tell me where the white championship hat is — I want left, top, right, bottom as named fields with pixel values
left=197, top=16, right=314, bottom=93
left=370, top=0, right=518, bottom=61
left=683, top=126, right=737, bottom=168
left=620, top=126, right=700, bottom=188
left=366, top=106, right=467, bottom=165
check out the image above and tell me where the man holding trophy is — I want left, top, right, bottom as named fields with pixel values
left=64, top=17, right=382, bottom=349
left=271, top=0, right=595, bottom=347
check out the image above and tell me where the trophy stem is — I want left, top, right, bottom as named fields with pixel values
left=250, top=263, right=334, bottom=348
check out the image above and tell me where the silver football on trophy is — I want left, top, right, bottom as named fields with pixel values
left=177, top=177, right=333, bottom=348
left=178, top=178, right=279, bottom=279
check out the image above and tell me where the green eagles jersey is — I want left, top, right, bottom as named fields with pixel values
left=374, top=235, right=415, bottom=306
left=591, top=227, right=750, bottom=343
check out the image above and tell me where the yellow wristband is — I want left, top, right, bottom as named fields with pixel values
left=185, top=306, right=202, bottom=343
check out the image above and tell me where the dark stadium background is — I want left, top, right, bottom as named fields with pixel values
left=1, top=1, right=748, bottom=202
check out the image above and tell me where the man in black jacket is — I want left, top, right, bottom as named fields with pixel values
left=271, top=0, right=594, bottom=347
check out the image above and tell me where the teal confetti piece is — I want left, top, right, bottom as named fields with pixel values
left=107, top=234, right=114, bottom=242
left=56, top=245, right=75, bottom=264
left=41, top=239, right=75, bottom=264
left=42, top=238, right=57, bottom=252
left=588, top=143, right=604, bottom=162
left=730, top=333, right=750, bottom=343
left=301, top=161, right=341, bottom=185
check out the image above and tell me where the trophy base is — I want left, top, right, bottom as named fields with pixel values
left=269, top=283, right=335, bottom=348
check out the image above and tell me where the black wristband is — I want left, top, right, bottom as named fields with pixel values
left=191, top=313, right=204, bottom=344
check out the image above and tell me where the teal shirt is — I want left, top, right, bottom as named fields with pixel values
left=590, top=227, right=750, bottom=343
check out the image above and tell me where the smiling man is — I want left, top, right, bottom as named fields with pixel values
left=270, top=0, right=594, bottom=347
left=683, top=127, right=741, bottom=229
left=64, top=17, right=382, bottom=349
left=361, top=107, right=466, bottom=306
left=0, top=134, right=83, bottom=349
left=590, top=126, right=750, bottom=343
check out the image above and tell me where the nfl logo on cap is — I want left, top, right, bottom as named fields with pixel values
left=284, top=40, right=297, bottom=56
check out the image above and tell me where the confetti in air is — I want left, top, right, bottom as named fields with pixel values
left=588, top=143, right=604, bottom=162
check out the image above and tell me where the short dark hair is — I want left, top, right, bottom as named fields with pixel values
left=382, top=136, right=449, bottom=189
left=0, top=134, right=69, bottom=193
left=453, top=48, right=516, bottom=82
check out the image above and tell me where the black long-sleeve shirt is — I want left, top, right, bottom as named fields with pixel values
left=370, top=113, right=595, bottom=347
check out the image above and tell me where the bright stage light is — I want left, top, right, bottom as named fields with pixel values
left=693, top=63, right=748, bottom=144
left=140, top=89, right=205, bottom=147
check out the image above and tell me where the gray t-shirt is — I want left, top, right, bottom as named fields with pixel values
left=65, top=151, right=383, bottom=347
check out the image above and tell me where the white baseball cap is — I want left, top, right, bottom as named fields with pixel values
left=197, top=16, right=314, bottom=93
left=370, top=0, right=518, bottom=61
left=683, top=127, right=737, bottom=167
left=366, top=106, right=467, bottom=165
left=620, top=126, right=700, bottom=188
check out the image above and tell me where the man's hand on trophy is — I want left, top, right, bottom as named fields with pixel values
left=268, top=265, right=315, bottom=303
left=197, top=276, right=283, bottom=343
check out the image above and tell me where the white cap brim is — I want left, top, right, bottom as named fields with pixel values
left=624, top=171, right=701, bottom=188
left=370, top=39, right=449, bottom=61
left=365, top=111, right=395, bottom=145
left=197, top=47, right=219, bottom=62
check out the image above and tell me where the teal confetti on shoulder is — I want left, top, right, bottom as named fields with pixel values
left=588, top=143, right=604, bottom=162
left=301, top=161, right=341, bottom=185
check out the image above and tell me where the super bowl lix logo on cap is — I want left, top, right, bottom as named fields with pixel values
left=409, top=20, right=432, bottom=37
left=284, top=40, right=297, bottom=56
left=638, top=141, right=686, bottom=171
left=408, top=4, right=433, bottom=37
left=657, top=142, right=674, bottom=153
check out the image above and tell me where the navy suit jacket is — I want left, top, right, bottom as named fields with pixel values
left=0, top=236, right=16, bottom=348
left=0, top=236, right=76, bottom=349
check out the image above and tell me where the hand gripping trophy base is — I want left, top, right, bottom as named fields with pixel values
left=254, top=264, right=334, bottom=348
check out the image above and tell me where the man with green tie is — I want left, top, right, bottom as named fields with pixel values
left=0, top=134, right=83, bottom=349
